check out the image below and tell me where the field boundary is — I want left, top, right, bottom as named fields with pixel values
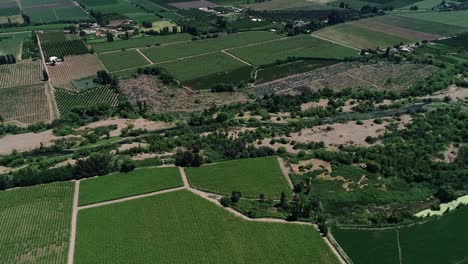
left=221, top=50, right=253, bottom=66
left=396, top=229, right=403, bottom=264
left=136, top=48, right=153, bottom=64
left=277, top=157, right=293, bottom=190
left=68, top=180, right=79, bottom=264
left=36, top=33, right=59, bottom=120
left=310, top=33, right=361, bottom=51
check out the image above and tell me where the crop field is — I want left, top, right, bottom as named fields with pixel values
left=48, top=54, right=105, bottom=84
left=0, top=182, right=73, bottom=264
left=141, top=31, right=282, bottom=63
left=397, top=10, right=468, bottom=28
left=39, top=32, right=89, bottom=58
left=334, top=206, right=468, bottom=264
left=0, top=60, right=44, bottom=89
left=54, top=85, right=119, bottom=114
left=350, top=19, right=439, bottom=41
left=437, top=33, right=468, bottom=49
left=158, top=51, right=247, bottom=82
left=227, top=35, right=357, bottom=66
left=244, top=0, right=335, bottom=10
left=26, top=6, right=91, bottom=23
left=0, top=83, right=51, bottom=125
left=0, top=23, right=73, bottom=33
left=79, top=167, right=183, bottom=205
left=363, top=15, right=468, bottom=36
left=99, top=49, right=150, bottom=71
left=183, top=65, right=254, bottom=90
left=0, top=0, right=20, bottom=16
left=0, top=32, right=31, bottom=59
left=0, top=14, right=23, bottom=24
left=185, top=157, right=291, bottom=198
left=254, top=62, right=439, bottom=96
left=124, top=12, right=160, bottom=23
left=74, top=190, right=338, bottom=263
left=77, top=0, right=143, bottom=14
left=314, top=23, right=413, bottom=49
left=89, top=33, right=192, bottom=53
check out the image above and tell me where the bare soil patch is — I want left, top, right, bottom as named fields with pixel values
left=120, top=75, right=249, bottom=112
left=0, top=130, right=57, bottom=154
left=117, top=142, right=149, bottom=152
left=291, top=158, right=332, bottom=174
left=79, top=117, right=175, bottom=137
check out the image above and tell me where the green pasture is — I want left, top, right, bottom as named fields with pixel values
left=185, top=157, right=292, bottom=199
left=141, top=31, right=282, bottom=63
left=227, top=35, right=356, bottom=66
left=0, top=182, right=74, bottom=264
left=90, top=33, right=191, bottom=53
left=79, top=167, right=183, bottom=205
left=75, top=190, right=338, bottom=264
left=314, top=23, right=412, bottom=49
left=99, top=49, right=150, bottom=71
left=158, top=51, right=247, bottom=82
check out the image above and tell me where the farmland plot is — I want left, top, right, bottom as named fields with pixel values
left=227, top=35, right=356, bottom=66
left=0, top=182, right=74, bottom=264
left=0, top=0, right=20, bottom=16
left=98, top=49, right=150, bottom=72
left=398, top=10, right=468, bottom=29
left=185, top=157, right=292, bottom=198
left=0, top=60, right=44, bottom=89
left=0, top=83, right=51, bottom=125
left=47, top=54, right=105, bottom=84
left=79, top=167, right=183, bottom=205
left=0, top=32, right=30, bottom=59
left=75, top=190, right=338, bottom=264
left=22, top=0, right=91, bottom=23
left=54, top=85, right=119, bottom=114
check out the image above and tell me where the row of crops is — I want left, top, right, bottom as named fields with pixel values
left=42, top=40, right=90, bottom=59
left=0, top=60, right=44, bottom=89
left=0, top=182, right=74, bottom=264
left=54, top=85, right=119, bottom=114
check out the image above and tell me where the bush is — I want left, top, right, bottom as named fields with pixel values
left=231, top=191, right=242, bottom=203
left=220, top=196, right=231, bottom=207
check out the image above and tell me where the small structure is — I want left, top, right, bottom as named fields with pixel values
left=49, top=56, right=58, bottom=63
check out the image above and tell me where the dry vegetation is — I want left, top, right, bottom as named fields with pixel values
left=0, top=60, right=44, bottom=89
left=120, top=75, right=249, bottom=112
left=47, top=54, right=105, bottom=84
left=255, top=62, right=439, bottom=96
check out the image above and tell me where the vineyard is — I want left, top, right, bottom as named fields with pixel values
left=0, top=182, right=74, bottom=264
left=0, top=60, right=43, bottom=89
left=54, top=85, right=119, bottom=114
left=0, top=84, right=51, bottom=125
left=41, top=40, right=89, bottom=59
left=75, top=190, right=338, bottom=264
left=48, top=54, right=105, bottom=84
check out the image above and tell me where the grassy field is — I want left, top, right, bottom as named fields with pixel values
left=0, top=83, right=51, bottom=125
left=227, top=35, right=356, bottom=66
left=364, top=15, right=468, bottom=36
left=54, top=85, right=119, bottom=114
left=334, top=206, right=468, bottom=264
left=158, top=51, right=248, bottom=82
left=397, top=10, right=468, bottom=28
left=99, top=49, right=150, bottom=71
left=314, top=23, right=412, bottom=49
left=0, top=182, right=74, bottom=264
left=0, top=32, right=30, bottom=58
left=90, top=33, right=192, bottom=53
left=79, top=167, right=183, bottom=205
left=185, top=157, right=291, bottom=199
left=141, top=31, right=282, bottom=63
left=75, top=190, right=338, bottom=264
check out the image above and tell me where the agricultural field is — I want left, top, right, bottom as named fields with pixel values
left=124, top=12, right=161, bottom=23
left=79, top=167, right=183, bottom=205
left=47, top=54, right=105, bottom=84
left=141, top=31, right=282, bottom=63
left=0, top=23, right=73, bottom=33
left=183, top=65, right=253, bottom=90
left=0, top=32, right=31, bottom=59
left=362, top=15, right=468, bottom=36
left=244, top=0, right=335, bottom=10
left=158, top=51, right=247, bottom=83
left=98, top=49, right=150, bottom=71
left=437, top=33, right=468, bottom=49
left=314, top=23, right=413, bottom=49
left=0, top=14, right=23, bottom=24
left=21, top=0, right=91, bottom=23
left=89, top=33, right=192, bottom=53
left=349, top=19, right=439, bottom=41
left=39, top=32, right=89, bottom=59
left=185, top=157, right=291, bottom=198
left=0, top=60, right=44, bottom=89
left=0, top=0, right=20, bottom=16
left=333, top=206, right=468, bottom=264
left=140, top=20, right=180, bottom=33
left=77, top=0, right=143, bottom=14
left=397, top=10, right=468, bottom=28
left=227, top=35, right=357, bottom=66
left=54, top=85, right=119, bottom=114
left=0, top=182, right=74, bottom=264
left=0, top=83, right=51, bottom=125
left=74, top=190, right=338, bottom=263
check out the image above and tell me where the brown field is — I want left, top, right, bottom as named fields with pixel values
left=47, top=54, right=105, bottom=84
left=0, top=60, right=44, bottom=89
left=255, top=62, right=439, bottom=96
left=120, top=75, right=250, bottom=112
left=351, top=20, right=440, bottom=41
left=0, top=83, right=51, bottom=126
left=169, top=0, right=218, bottom=9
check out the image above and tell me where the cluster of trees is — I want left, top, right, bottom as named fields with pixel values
left=0, top=54, right=16, bottom=65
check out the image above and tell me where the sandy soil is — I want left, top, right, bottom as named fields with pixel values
left=117, top=142, right=149, bottom=152
left=300, top=99, right=329, bottom=111
left=51, top=159, right=77, bottom=169
left=131, top=152, right=173, bottom=160
left=290, top=159, right=332, bottom=174
left=0, top=130, right=58, bottom=155
left=78, top=117, right=175, bottom=137
left=420, top=85, right=468, bottom=101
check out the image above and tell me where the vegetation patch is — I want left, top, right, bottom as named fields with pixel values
left=0, top=182, right=74, bottom=264
left=75, top=190, right=338, bottom=263
left=99, top=50, right=150, bottom=72
left=186, top=157, right=292, bottom=198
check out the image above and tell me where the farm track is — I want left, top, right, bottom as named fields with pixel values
left=310, top=34, right=361, bottom=51
left=67, top=180, right=79, bottom=264
left=221, top=50, right=253, bottom=66
left=277, top=157, right=293, bottom=189
left=396, top=229, right=403, bottom=264
left=36, top=34, right=59, bottom=120
left=136, top=48, right=153, bottom=64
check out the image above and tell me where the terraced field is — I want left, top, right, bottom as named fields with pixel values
left=0, top=182, right=74, bottom=264
left=75, top=190, right=338, bottom=264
